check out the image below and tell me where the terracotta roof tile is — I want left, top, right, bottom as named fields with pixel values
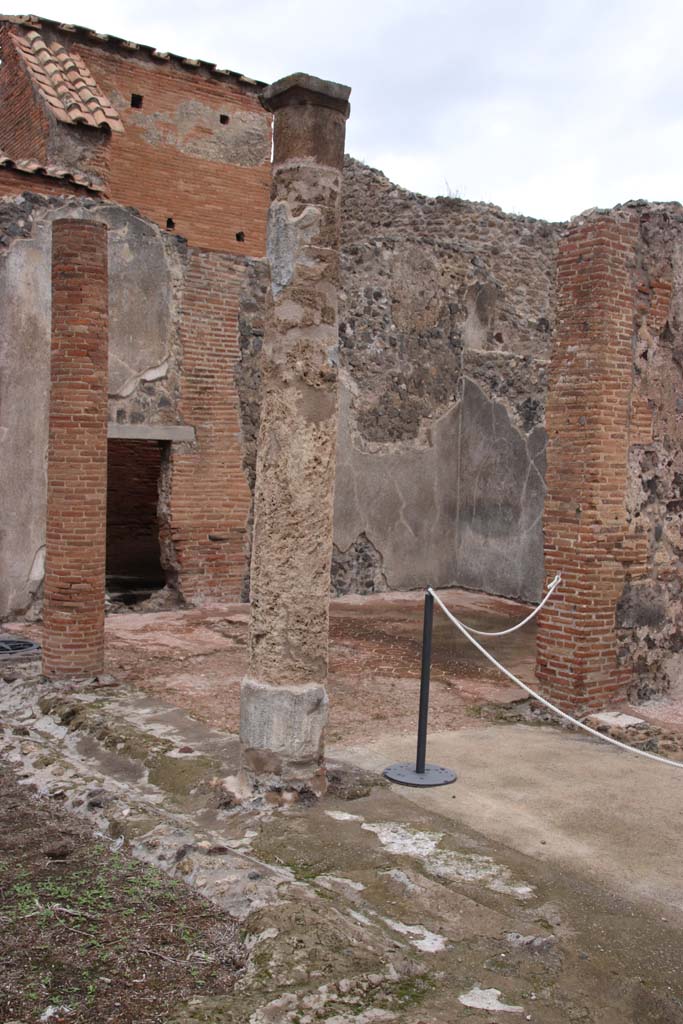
left=0, top=14, right=266, bottom=88
left=11, top=29, right=124, bottom=133
left=0, top=147, right=103, bottom=191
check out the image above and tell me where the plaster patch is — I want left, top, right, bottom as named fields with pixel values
left=325, top=1011, right=395, bottom=1024
left=381, top=917, right=446, bottom=952
left=589, top=711, right=645, bottom=729
left=326, top=810, right=364, bottom=822
left=28, top=545, right=46, bottom=585
left=245, top=927, right=279, bottom=950
left=382, top=868, right=421, bottom=893
left=317, top=874, right=365, bottom=892
left=361, top=821, right=533, bottom=900
left=361, top=822, right=440, bottom=857
left=267, top=201, right=321, bottom=297
left=458, top=986, right=524, bottom=1013
left=142, top=359, right=170, bottom=383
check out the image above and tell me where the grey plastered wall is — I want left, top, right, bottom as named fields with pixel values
left=327, top=158, right=560, bottom=602
left=0, top=193, right=187, bottom=619
left=334, top=379, right=546, bottom=602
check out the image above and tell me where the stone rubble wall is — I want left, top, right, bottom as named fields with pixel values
left=238, top=157, right=562, bottom=602
left=617, top=205, right=683, bottom=698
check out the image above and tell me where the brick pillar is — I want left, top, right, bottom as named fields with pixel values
left=536, top=214, right=639, bottom=712
left=239, top=74, right=351, bottom=794
left=170, top=252, right=253, bottom=601
left=43, top=219, right=108, bottom=681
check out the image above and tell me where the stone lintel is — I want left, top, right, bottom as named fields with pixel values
left=107, top=423, right=195, bottom=443
left=261, top=72, right=351, bottom=117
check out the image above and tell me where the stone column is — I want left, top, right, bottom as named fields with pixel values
left=240, top=74, right=351, bottom=794
left=43, top=219, right=109, bottom=681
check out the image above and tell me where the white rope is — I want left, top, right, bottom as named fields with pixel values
left=453, top=574, right=561, bottom=637
left=428, top=586, right=683, bottom=770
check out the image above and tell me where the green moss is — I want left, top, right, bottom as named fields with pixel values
left=147, top=752, right=219, bottom=797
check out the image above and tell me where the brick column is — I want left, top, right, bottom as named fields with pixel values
left=43, top=219, right=109, bottom=681
left=536, top=214, right=639, bottom=712
left=170, top=252, right=253, bottom=601
left=239, top=74, right=350, bottom=794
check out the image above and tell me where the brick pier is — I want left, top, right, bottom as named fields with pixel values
left=536, top=215, right=640, bottom=711
left=43, top=219, right=109, bottom=680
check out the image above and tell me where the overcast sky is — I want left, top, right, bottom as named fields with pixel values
left=6, top=0, right=683, bottom=221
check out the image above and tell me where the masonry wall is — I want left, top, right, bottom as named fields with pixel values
left=535, top=202, right=683, bottom=707
left=0, top=20, right=272, bottom=256
left=0, top=190, right=252, bottom=619
left=239, top=158, right=560, bottom=602
left=0, top=167, right=96, bottom=204
left=616, top=206, right=683, bottom=699
left=80, top=41, right=271, bottom=255
left=0, top=19, right=272, bottom=254
left=170, top=250, right=251, bottom=601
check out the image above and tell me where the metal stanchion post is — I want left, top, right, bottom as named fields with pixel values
left=384, top=589, right=457, bottom=788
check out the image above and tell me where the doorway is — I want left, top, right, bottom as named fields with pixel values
left=106, top=439, right=166, bottom=607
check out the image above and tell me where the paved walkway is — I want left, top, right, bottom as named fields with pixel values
left=335, top=723, right=683, bottom=919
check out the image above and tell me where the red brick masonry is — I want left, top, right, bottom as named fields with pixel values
left=43, top=218, right=109, bottom=679
left=170, top=251, right=252, bottom=600
left=536, top=215, right=640, bottom=711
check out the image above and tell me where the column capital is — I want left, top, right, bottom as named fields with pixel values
left=261, top=73, right=351, bottom=118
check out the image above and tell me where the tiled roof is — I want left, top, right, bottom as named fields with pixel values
left=11, top=28, right=124, bottom=132
left=1, top=14, right=266, bottom=88
left=0, top=148, right=103, bottom=191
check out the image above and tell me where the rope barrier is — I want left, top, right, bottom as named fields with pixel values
left=452, top=574, right=562, bottom=638
left=428, top=586, right=683, bottom=771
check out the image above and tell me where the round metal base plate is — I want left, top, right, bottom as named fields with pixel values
left=383, top=762, right=457, bottom=788
left=0, top=637, right=41, bottom=661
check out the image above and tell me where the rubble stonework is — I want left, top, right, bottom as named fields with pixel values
left=617, top=205, right=683, bottom=699
left=337, top=158, right=559, bottom=442
left=240, top=74, right=350, bottom=791
left=238, top=158, right=559, bottom=602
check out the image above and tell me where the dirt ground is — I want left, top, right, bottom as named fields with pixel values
left=0, top=765, right=243, bottom=1024
left=3, top=590, right=683, bottom=1023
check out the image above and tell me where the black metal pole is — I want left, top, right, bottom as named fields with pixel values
left=415, top=590, right=434, bottom=774
left=382, top=587, right=456, bottom=788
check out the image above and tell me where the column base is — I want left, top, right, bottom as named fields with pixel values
left=239, top=677, right=329, bottom=795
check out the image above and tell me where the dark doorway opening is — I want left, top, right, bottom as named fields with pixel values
left=106, top=439, right=166, bottom=608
